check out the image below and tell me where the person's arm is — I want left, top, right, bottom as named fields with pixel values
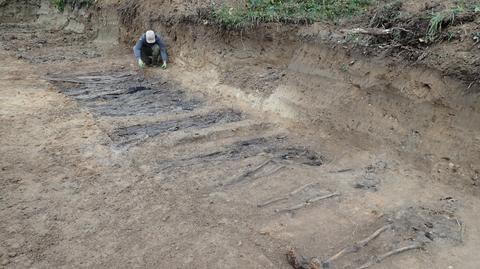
left=156, top=35, right=168, bottom=64
left=133, top=35, right=145, bottom=60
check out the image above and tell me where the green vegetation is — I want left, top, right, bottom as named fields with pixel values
left=446, top=31, right=457, bottom=41
left=426, top=2, right=478, bottom=42
left=473, top=32, right=480, bottom=43
left=211, top=0, right=371, bottom=29
left=50, top=0, right=66, bottom=11
left=50, top=0, right=93, bottom=12
left=426, top=6, right=464, bottom=42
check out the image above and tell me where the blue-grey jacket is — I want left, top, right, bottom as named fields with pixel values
left=133, top=33, right=168, bottom=63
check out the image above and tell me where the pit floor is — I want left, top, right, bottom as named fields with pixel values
left=1, top=24, right=479, bottom=269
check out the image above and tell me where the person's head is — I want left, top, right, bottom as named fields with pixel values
left=146, top=30, right=156, bottom=44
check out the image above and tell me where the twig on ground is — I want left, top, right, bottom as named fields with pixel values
left=355, top=244, right=423, bottom=269
left=322, top=225, right=391, bottom=268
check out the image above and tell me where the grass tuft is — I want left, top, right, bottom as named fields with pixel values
left=211, top=0, right=372, bottom=29
left=50, top=0, right=66, bottom=11
left=50, top=0, right=94, bottom=12
left=427, top=6, right=465, bottom=42
left=427, top=2, right=480, bottom=42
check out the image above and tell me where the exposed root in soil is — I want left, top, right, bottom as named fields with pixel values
left=118, top=1, right=139, bottom=26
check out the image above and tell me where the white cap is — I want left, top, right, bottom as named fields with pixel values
left=146, top=30, right=155, bottom=44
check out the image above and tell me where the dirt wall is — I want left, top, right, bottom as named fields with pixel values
left=115, top=3, right=480, bottom=193
left=265, top=41, right=480, bottom=190
left=0, top=0, right=96, bottom=35
left=0, top=0, right=41, bottom=23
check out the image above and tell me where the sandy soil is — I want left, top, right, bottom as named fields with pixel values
left=1, top=5, right=480, bottom=269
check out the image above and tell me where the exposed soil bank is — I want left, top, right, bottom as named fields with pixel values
left=0, top=0, right=40, bottom=23
left=113, top=2, right=480, bottom=193
left=1, top=1, right=480, bottom=269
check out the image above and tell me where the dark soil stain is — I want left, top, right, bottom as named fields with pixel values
left=51, top=72, right=201, bottom=117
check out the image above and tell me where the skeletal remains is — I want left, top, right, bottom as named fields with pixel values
left=257, top=182, right=340, bottom=213
left=287, top=205, right=463, bottom=269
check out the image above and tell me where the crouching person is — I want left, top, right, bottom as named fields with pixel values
left=133, top=30, right=168, bottom=69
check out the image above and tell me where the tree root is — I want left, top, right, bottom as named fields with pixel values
left=341, top=27, right=412, bottom=36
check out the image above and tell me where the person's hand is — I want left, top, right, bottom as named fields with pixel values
left=138, top=59, right=145, bottom=69
left=161, top=61, right=167, bottom=69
